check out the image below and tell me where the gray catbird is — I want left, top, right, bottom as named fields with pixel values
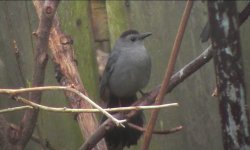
left=100, top=29, right=151, bottom=150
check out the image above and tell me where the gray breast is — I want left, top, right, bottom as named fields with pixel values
left=109, top=47, right=151, bottom=97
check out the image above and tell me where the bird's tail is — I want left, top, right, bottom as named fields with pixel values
left=101, top=95, right=144, bottom=150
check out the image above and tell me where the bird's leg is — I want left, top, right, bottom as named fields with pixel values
left=139, top=90, right=150, bottom=97
left=118, top=99, right=122, bottom=107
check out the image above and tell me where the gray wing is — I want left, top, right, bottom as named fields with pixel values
left=100, top=50, right=120, bottom=98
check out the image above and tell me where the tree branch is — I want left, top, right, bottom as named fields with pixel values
left=0, top=86, right=126, bottom=126
left=208, top=1, right=250, bottom=149
left=32, top=1, right=107, bottom=149
left=12, top=40, right=26, bottom=87
left=0, top=106, right=33, bottom=114
left=142, top=1, right=193, bottom=149
left=200, top=2, right=250, bottom=42
left=30, top=134, right=57, bottom=150
left=127, top=123, right=183, bottom=135
left=0, top=95, right=178, bottom=114
left=17, top=1, right=60, bottom=148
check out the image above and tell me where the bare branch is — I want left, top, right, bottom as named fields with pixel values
left=0, top=86, right=126, bottom=126
left=127, top=123, right=183, bottom=135
left=31, top=135, right=58, bottom=150
left=0, top=106, right=33, bottom=114
left=142, top=1, right=193, bottom=149
left=33, top=1, right=107, bottom=149
left=12, top=40, right=26, bottom=87
left=0, top=95, right=178, bottom=114
left=18, top=1, right=60, bottom=148
left=200, top=2, right=250, bottom=42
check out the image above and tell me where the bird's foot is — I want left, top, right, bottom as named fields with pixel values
left=139, top=90, right=150, bottom=97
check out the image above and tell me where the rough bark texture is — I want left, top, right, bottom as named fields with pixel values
left=19, top=1, right=59, bottom=148
left=33, top=1, right=107, bottom=150
left=208, top=1, right=250, bottom=150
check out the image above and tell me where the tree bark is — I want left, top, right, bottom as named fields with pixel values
left=33, top=1, right=107, bottom=150
left=208, top=1, right=250, bottom=149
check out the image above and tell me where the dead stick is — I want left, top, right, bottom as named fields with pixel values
left=141, top=1, right=193, bottom=149
left=18, top=1, right=60, bottom=148
left=127, top=123, right=183, bottom=135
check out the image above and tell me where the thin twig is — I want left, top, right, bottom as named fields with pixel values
left=7, top=123, right=58, bottom=150
left=31, top=135, right=58, bottom=150
left=142, top=1, right=193, bottom=149
left=0, top=86, right=126, bottom=126
left=12, top=40, right=26, bottom=87
left=0, top=96, right=178, bottom=113
left=35, top=124, right=47, bottom=150
left=0, top=106, right=33, bottom=113
left=127, top=123, right=183, bottom=135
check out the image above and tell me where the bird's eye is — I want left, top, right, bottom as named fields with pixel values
left=130, top=37, right=136, bottom=42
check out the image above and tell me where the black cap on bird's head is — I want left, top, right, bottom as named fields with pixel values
left=119, top=29, right=152, bottom=42
left=120, top=29, right=139, bottom=38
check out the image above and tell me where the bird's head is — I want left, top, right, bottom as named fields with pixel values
left=117, top=29, right=152, bottom=47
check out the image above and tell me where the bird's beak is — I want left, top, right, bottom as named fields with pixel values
left=139, top=32, right=152, bottom=40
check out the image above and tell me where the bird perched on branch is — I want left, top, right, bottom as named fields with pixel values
left=100, top=29, right=152, bottom=150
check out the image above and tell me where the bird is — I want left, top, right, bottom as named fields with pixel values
left=100, top=29, right=152, bottom=150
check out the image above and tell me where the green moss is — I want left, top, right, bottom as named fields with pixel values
left=58, top=1, right=99, bottom=101
left=106, top=1, right=128, bottom=46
